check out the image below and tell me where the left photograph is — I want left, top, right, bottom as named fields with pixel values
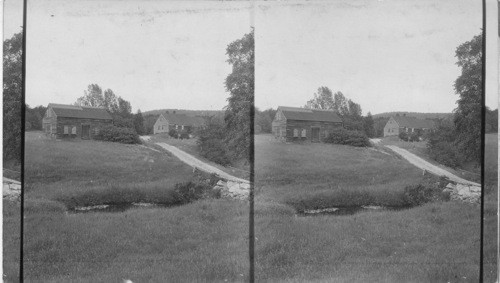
left=22, top=1, right=253, bottom=281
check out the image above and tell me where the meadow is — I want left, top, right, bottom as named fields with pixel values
left=254, top=134, right=480, bottom=282
left=483, top=133, right=498, bottom=282
left=23, top=132, right=249, bottom=282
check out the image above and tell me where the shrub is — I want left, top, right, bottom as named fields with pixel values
left=168, top=129, right=177, bottom=138
left=403, top=184, right=435, bottom=206
left=427, top=141, right=461, bottom=168
left=399, top=131, right=408, bottom=141
left=173, top=181, right=215, bottom=204
left=179, top=132, right=190, bottom=139
left=94, top=125, right=141, bottom=144
left=324, top=128, right=370, bottom=147
left=197, top=116, right=232, bottom=165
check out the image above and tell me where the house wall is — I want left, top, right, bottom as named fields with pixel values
left=383, top=117, right=400, bottom=137
left=153, top=115, right=170, bottom=134
left=54, top=117, right=112, bottom=139
left=42, top=108, right=58, bottom=137
left=284, top=120, right=343, bottom=142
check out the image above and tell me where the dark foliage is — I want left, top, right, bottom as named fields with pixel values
left=197, top=116, right=231, bottom=166
left=324, top=128, right=371, bottom=147
left=453, top=34, right=482, bottom=164
left=425, top=120, right=462, bottom=168
left=403, top=184, right=436, bottom=206
left=255, top=107, right=277, bottom=133
left=25, top=104, right=47, bottom=131
left=485, top=107, right=498, bottom=133
left=133, top=110, right=145, bottom=135
left=94, top=124, right=141, bottom=144
left=223, top=30, right=254, bottom=163
left=3, top=31, right=22, bottom=164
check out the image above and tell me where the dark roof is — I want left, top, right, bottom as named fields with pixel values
left=278, top=106, right=343, bottom=123
left=162, top=113, right=205, bottom=127
left=392, top=115, right=435, bottom=129
left=49, top=103, right=113, bottom=120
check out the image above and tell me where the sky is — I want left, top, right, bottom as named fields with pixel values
left=22, top=0, right=252, bottom=112
left=255, top=0, right=496, bottom=114
left=2, top=0, right=499, bottom=114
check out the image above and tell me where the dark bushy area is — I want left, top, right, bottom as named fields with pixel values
left=398, top=131, right=421, bottom=142
left=425, top=120, right=462, bottom=168
left=94, top=125, right=141, bottom=144
left=403, top=184, right=438, bottom=206
left=324, top=128, right=371, bottom=147
left=197, top=116, right=231, bottom=166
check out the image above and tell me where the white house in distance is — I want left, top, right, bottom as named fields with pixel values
left=153, top=112, right=205, bottom=135
left=383, top=114, right=435, bottom=137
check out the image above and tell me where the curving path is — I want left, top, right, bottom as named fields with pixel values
left=385, top=145, right=480, bottom=186
left=155, top=142, right=249, bottom=184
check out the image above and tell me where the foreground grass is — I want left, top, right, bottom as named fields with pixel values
left=24, top=132, right=248, bottom=281
left=148, top=134, right=250, bottom=180
left=254, top=134, right=480, bottom=282
left=483, top=133, right=498, bottom=282
left=3, top=199, right=20, bottom=282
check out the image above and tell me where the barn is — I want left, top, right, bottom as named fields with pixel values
left=271, top=106, right=343, bottom=142
left=153, top=112, right=205, bottom=135
left=383, top=114, right=435, bottom=137
left=42, top=103, right=113, bottom=139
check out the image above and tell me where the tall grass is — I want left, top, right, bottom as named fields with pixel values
left=254, top=134, right=480, bottom=281
left=23, top=132, right=248, bottom=281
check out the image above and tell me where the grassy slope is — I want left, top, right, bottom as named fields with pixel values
left=24, top=132, right=248, bottom=282
left=148, top=134, right=250, bottom=180
left=483, top=133, right=498, bottom=282
left=254, top=134, right=480, bottom=282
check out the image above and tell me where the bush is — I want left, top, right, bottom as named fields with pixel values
left=403, top=184, right=435, bottom=206
left=173, top=182, right=214, bottom=204
left=179, top=132, right=190, bottom=139
left=197, top=116, right=232, bottom=166
left=427, top=141, right=461, bottom=168
left=168, top=129, right=177, bottom=138
left=399, top=131, right=408, bottom=141
left=324, top=128, right=370, bottom=147
left=94, top=125, right=141, bottom=144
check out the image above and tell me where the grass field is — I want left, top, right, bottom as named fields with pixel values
left=23, top=131, right=249, bottom=282
left=254, top=134, right=480, bottom=282
left=147, top=133, right=250, bottom=180
left=483, top=133, right=498, bottom=282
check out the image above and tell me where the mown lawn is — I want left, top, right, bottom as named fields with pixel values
left=23, top=131, right=249, bottom=282
left=254, top=134, right=480, bottom=282
left=3, top=199, right=20, bottom=282
left=483, top=133, right=498, bottom=282
left=147, top=133, right=250, bottom=180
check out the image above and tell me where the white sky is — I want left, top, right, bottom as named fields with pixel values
left=2, top=0, right=499, bottom=114
left=255, top=0, right=496, bottom=114
left=23, top=0, right=252, bottom=111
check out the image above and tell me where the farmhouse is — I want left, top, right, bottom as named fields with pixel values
left=42, top=103, right=113, bottom=139
left=153, top=112, right=205, bottom=135
left=271, top=106, right=343, bottom=142
left=383, top=114, right=435, bottom=137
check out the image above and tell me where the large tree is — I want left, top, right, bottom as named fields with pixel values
left=305, top=87, right=334, bottom=110
left=3, top=31, right=23, bottom=163
left=76, top=84, right=104, bottom=107
left=224, top=29, right=254, bottom=162
left=453, top=33, right=482, bottom=164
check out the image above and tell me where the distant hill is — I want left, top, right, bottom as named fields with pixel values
left=372, top=112, right=453, bottom=120
left=142, top=109, right=224, bottom=117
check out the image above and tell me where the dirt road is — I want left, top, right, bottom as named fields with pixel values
left=155, top=142, right=249, bottom=184
left=385, top=145, right=479, bottom=186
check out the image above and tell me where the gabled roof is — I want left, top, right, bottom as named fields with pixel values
left=392, top=115, right=435, bottom=129
left=161, top=113, right=205, bottom=127
left=277, top=106, right=343, bottom=123
left=48, top=103, right=112, bottom=120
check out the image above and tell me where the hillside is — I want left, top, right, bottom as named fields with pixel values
left=142, top=109, right=224, bottom=117
left=372, top=111, right=452, bottom=120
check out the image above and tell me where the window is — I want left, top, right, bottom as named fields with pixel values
left=94, top=127, right=99, bottom=135
left=301, top=129, right=306, bottom=137
left=64, top=126, right=69, bottom=134
left=175, top=125, right=179, bottom=129
left=293, top=129, right=299, bottom=137
left=72, top=126, right=76, bottom=134
left=181, top=125, right=185, bottom=130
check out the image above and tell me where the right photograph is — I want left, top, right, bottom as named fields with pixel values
left=254, top=0, right=488, bottom=282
